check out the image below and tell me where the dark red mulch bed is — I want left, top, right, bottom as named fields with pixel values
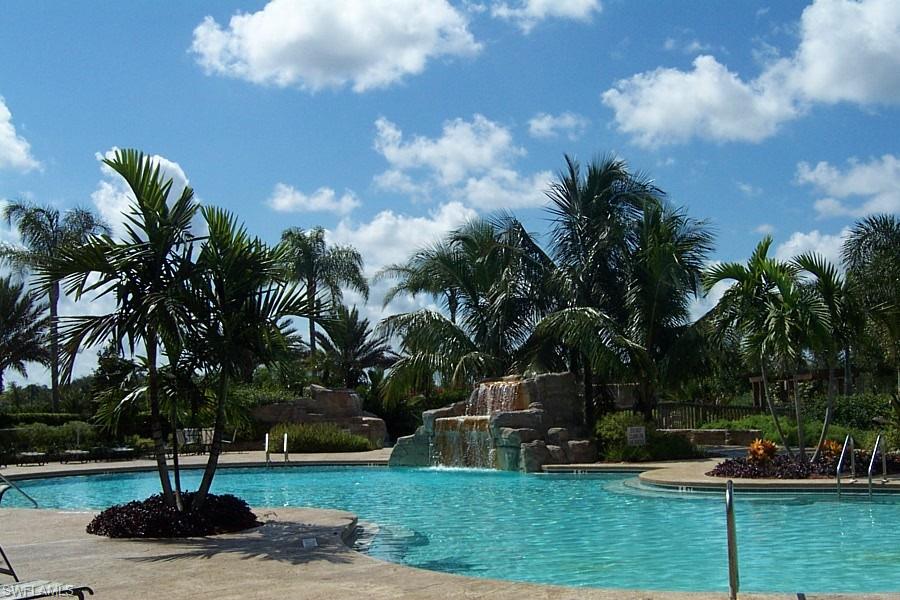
left=707, top=451, right=900, bottom=479
left=87, top=492, right=261, bottom=538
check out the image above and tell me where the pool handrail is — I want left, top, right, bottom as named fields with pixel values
left=0, top=472, right=38, bottom=508
left=725, top=479, right=739, bottom=600
left=835, top=434, right=856, bottom=498
left=868, top=433, right=888, bottom=498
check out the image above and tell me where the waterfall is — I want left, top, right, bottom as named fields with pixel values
left=466, top=381, right=525, bottom=415
left=431, top=416, right=493, bottom=468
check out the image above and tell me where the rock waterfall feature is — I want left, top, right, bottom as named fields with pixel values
left=389, top=372, right=598, bottom=472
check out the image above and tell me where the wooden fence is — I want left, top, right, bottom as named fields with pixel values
left=648, top=402, right=775, bottom=430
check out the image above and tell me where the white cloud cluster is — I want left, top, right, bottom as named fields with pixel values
left=774, top=227, right=850, bottom=265
left=0, top=97, right=40, bottom=172
left=191, top=0, right=480, bottom=92
left=374, top=115, right=551, bottom=210
left=528, top=111, right=589, bottom=140
left=91, top=148, right=190, bottom=237
left=603, top=0, right=900, bottom=146
left=267, top=183, right=360, bottom=215
left=796, top=154, right=900, bottom=218
left=601, top=55, right=796, bottom=146
left=491, top=0, right=600, bottom=33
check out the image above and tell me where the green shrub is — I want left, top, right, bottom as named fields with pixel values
left=0, top=412, right=82, bottom=427
left=802, top=393, right=892, bottom=430
left=596, top=412, right=700, bottom=462
left=0, top=421, right=99, bottom=452
left=700, top=414, right=875, bottom=449
left=269, top=422, right=372, bottom=453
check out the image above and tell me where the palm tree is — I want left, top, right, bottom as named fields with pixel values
left=379, top=216, right=551, bottom=400
left=316, top=304, right=395, bottom=389
left=44, top=149, right=198, bottom=507
left=278, top=227, right=368, bottom=352
left=188, top=206, right=313, bottom=511
left=534, top=155, right=664, bottom=426
left=703, top=238, right=796, bottom=455
left=793, top=253, right=861, bottom=460
left=0, top=275, right=49, bottom=392
left=1, top=202, right=109, bottom=411
left=843, top=214, right=900, bottom=395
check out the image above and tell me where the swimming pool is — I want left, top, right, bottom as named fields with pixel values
left=6, top=466, right=899, bottom=593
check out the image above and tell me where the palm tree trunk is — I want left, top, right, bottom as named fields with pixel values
left=170, top=404, right=184, bottom=512
left=192, top=374, right=228, bottom=512
left=583, top=357, right=595, bottom=431
left=146, top=335, right=175, bottom=506
left=0, top=371, right=4, bottom=394
left=759, top=356, right=794, bottom=458
left=49, top=281, right=60, bottom=413
left=843, top=344, right=851, bottom=395
left=308, top=279, right=317, bottom=353
left=793, top=368, right=806, bottom=463
left=811, top=364, right=836, bottom=462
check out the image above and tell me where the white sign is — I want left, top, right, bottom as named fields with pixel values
left=626, top=426, right=647, bottom=446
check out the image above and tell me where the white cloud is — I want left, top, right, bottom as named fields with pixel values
left=374, top=115, right=551, bottom=211
left=602, top=55, right=796, bottom=147
left=774, top=228, right=849, bottom=265
left=0, top=97, right=40, bottom=172
left=528, top=112, right=589, bottom=140
left=327, top=201, right=477, bottom=322
left=191, top=0, right=481, bottom=92
left=491, top=0, right=600, bottom=33
left=267, top=183, right=360, bottom=215
left=737, top=181, right=763, bottom=197
left=796, top=154, right=900, bottom=218
left=690, top=261, right=729, bottom=321
left=603, top=0, right=900, bottom=147
left=789, top=0, right=900, bottom=105
left=91, top=148, right=190, bottom=237
left=374, top=115, right=522, bottom=186
left=753, top=223, right=775, bottom=235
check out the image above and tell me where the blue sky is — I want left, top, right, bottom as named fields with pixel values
left=1, top=0, right=898, bottom=383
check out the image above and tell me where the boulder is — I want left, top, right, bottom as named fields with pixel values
left=519, top=440, right=551, bottom=473
left=495, top=427, right=542, bottom=447
left=546, top=427, right=569, bottom=446
left=388, top=427, right=431, bottom=467
left=546, top=444, right=567, bottom=464
left=308, top=385, right=362, bottom=417
left=566, top=439, right=598, bottom=464
left=490, top=408, right=544, bottom=434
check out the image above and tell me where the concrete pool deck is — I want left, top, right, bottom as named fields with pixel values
left=2, top=450, right=900, bottom=599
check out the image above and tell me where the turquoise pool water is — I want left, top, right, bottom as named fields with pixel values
left=5, top=466, right=899, bottom=593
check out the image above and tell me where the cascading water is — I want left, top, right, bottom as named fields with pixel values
left=430, top=380, right=527, bottom=468
left=431, top=416, right=493, bottom=468
left=465, top=381, right=527, bottom=415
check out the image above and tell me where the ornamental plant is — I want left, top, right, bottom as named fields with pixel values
left=747, top=438, right=777, bottom=464
left=819, top=439, right=842, bottom=458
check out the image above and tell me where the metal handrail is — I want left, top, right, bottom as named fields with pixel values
left=868, top=433, right=888, bottom=498
left=0, top=472, right=38, bottom=508
left=835, top=434, right=856, bottom=498
left=725, top=480, right=739, bottom=600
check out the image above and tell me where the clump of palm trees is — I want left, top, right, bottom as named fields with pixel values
left=379, top=155, right=713, bottom=429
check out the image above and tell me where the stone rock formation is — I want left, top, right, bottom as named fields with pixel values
left=252, top=385, right=387, bottom=448
left=388, top=372, right=599, bottom=472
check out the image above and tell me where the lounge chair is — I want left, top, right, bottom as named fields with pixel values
left=0, top=533, right=93, bottom=599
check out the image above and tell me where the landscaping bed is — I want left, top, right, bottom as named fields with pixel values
left=86, top=492, right=260, bottom=538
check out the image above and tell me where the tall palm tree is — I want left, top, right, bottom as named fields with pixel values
left=793, top=253, right=861, bottom=459
left=379, top=216, right=551, bottom=400
left=843, top=214, right=900, bottom=395
left=534, top=155, right=663, bottom=426
left=43, top=149, right=198, bottom=507
left=188, top=207, right=312, bottom=511
left=0, top=275, right=49, bottom=392
left=316, top=304, right=395, bottom=389
left=703, top=238, right=795, bottom=455
left=278, top=227, right=368, bottom=352
left=1, top=202, right=109, bottom=411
